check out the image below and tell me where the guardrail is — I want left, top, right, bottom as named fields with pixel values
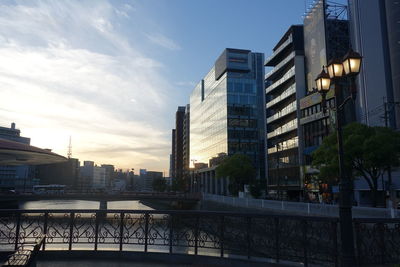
left=203, top=193, right=400, bottom=218
left=0, top=210, right=399, bottom=266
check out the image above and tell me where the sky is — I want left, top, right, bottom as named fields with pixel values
left=0, top=0, right=315, bottom=174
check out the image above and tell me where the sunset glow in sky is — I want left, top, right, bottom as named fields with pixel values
left=0, top=0, right=318, bottom=173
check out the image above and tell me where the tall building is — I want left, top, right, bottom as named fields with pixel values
left=299, top=0, right=356, bottom=200
left=182, top=104, right=190, bottom=172
left=174, top=106, right=186, bottom=181
left=190, top=48, right=266, bottom=185
left=265, top=25, right=306, bottom=200
left=348, top=0, right=400, bottom=128
left=0, top=123, right=36, bottom=191
left=169, top=129, right=176, bottom=178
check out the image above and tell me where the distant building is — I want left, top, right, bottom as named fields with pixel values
left=101, top=164, right=115, bottom=187
left=169, top=129, right=176, bottom=178
left=144, top=171, right=163, bottom=191
left=36, top=158, right=80, bottom=188
left=174, top=106, right=186, bottom=181
left=0, top=123, right=36, bottom=191
left=182, top=104, right=190, bottom=172
left=79, top=161, right=106, bottom=190
left=189, top=48, right=266, bottom=193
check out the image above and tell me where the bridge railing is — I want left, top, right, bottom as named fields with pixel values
left=0, top=210, right=399, bottom=266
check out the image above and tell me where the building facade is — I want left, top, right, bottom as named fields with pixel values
left=36, top=158, right=80, bottom=188
left=348, top=0, right=400, bottom=128
left=190, top=48, right=266, bottom=186
left=169, top=129, right=176, bottom=178
left=174, top=106, right=186, bottom=181
left=265, top=25, right=306, bottom=200
left=0, top=123, right=36, bottom=191
left=79, top=161, right=106, bottom=190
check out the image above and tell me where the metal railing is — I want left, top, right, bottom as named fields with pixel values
left=0, top=209, right=338, bottom=266
left=0, top=209, right=399, bottom=265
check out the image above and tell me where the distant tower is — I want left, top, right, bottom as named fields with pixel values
left=67, top=136, right=72, bottom=159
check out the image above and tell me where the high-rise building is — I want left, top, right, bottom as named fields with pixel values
left=0, top=123, right=36, bottom=191
left=174, top=106, right=186, bottom=181
left=169, top=129, right=176, bottom=178
left=182, top=104, right=190, bottom=172
left=265, top=25, right=306, bottom=200
left=190, top=48, right=266, bottom=184
left=348, top=0, right=400, bottom=128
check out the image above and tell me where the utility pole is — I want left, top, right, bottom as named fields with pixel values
left=67, top=136, right=72, bottom=159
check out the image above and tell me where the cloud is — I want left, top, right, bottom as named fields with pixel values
left=0, top=0, right=173, bottom=172
left=146, top=33, right=181, bottom=50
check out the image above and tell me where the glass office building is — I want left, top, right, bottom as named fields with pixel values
left=190, top=48, right=265, bottom=178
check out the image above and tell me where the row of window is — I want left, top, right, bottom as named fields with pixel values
left=228, top=142, right=259, bottom=152
left=227, top=94, right=257, bottom=105
left=227, top=82, right=255, bottom=93
left=228, top=118, right=258, bottom=128
left=301, top=98, right=335, bottom=118
left=228, top=130, right=258, bottom=140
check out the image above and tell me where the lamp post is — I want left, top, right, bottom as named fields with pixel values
left=315, top=48, right=362, bottom=267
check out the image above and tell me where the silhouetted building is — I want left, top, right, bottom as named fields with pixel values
left=169, top=129, right=176, bottom=178
left=182, top=104, right=190, bottom=172
left=101, top=164, right=115, bottom=187
left=36, top=158, right=79, bottom=188
left=174, top=106, right=185, bottom=181
left=0, top=123, right=36, bottom=191
left=79, top=161, right=106, bottom=190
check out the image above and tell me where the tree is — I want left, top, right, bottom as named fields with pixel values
left=152, top=178, right=167, bottom=192
left=216, top=154, right=256, bottom=196
left=312, top=122, right=400, bottom=207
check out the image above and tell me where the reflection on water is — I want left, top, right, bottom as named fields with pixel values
left=19, top=200, right=154, bottom=210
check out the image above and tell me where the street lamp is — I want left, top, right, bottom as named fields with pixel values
left=315, top=48, right=362, bottom=267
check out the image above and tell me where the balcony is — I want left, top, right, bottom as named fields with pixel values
left=265, top=51, right=295, bottom=81
left=267, top=119, right=298, bottom=139
left=265, top=67, right=295, bottom=94
left=267, top=101, right=297, bottom=124
left=267, top=138, right=299, bottom=154
left=266, top=84, right=296, bottom=108
left=264, top=34, right=293, bottom=66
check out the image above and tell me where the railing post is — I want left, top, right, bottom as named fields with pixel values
left=94, top=212, right=99, bottom=251
left=379, top=222, right=385, bottom=264
left=194, top=215, right=199, bottom=255
left=169, top=214, right=173, bottom=254
left=69, top=212, right=75, bottom=250
left=144, top=213, right=149, bottom=252
left=14, top=212, right=21, bottom=250
left=43, top=212, right=48, bottom=251
left=274, top=217, right=280, bottom=263
left=119, top=212, right=124, bottom=251
left=332, top=221, right=338, bottom=267
left=302, top=220, right=308, bottom=267
left=220, top=215, right=224, bottom=258
left=247, top=217, right=251, bottom=259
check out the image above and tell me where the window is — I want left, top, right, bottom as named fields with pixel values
left=244, top=83, right=254, bottom=93
left=234, top=83, right=243, bottom=93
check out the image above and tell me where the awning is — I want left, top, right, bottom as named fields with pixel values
left=0, top=138, right=67, bottom=165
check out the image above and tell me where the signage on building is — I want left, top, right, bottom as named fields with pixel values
left=304, top=0, right=327, bottom=92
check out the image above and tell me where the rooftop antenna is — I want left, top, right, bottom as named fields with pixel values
left=67, top=136, right=72, bottom=159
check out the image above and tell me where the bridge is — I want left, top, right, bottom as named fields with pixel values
left=0, top=192, right=201, bottom=202
left=0, top=192, right=201, bottom=210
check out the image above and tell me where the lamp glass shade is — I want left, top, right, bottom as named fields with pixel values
left=315, top=68, right=331, bottom=92
left=328, top=62, right=343, bottom=78
left=342, top=49, right=362, bottom=75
